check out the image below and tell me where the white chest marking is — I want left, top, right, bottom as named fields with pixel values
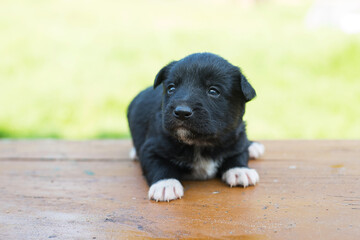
left=187, top=148, right=220, bottom=180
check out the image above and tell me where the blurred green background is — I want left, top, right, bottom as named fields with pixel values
left=0, top=0, right=359, bottom=139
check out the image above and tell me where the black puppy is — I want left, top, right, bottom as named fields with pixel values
left=127, top=53, right=264, bottom=202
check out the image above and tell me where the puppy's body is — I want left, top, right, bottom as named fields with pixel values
left=127, top=53, right=264, bottom=201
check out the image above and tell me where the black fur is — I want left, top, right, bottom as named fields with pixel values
left=127, top=53, right=256, bottom=186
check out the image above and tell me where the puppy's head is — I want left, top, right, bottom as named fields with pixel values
left=154, top=53, right=256, bottom=145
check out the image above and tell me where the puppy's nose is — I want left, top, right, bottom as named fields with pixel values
left=173, top=106, right=193, bottom=120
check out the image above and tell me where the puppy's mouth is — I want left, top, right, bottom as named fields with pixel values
left=175, top=127, right=193, bottom=142
left=172, top=127, right=216, bottom=146
left=163, top=107, right=218, bottom=145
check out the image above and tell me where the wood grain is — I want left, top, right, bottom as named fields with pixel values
left=0, top=140, right=359, bottom=239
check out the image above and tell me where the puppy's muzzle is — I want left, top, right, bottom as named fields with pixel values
left=173, top=105, right=193, bottom=120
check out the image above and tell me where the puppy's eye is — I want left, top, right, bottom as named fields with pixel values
left=208, top=87, right=220, bottom=97
left=167, top=84, right=176, bottom=95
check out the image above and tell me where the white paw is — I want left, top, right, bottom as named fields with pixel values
left=148, top=179, right=184, bottom=202
left=248, top=142, right=265, bottom=159
left=129, top=147, right=138, bottom=160
left=222, top=167, right=259, bottom=188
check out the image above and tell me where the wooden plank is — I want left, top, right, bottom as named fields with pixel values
left=0, top=140, right=132, bottom=161
left=0, top=140, right=359, bottom=239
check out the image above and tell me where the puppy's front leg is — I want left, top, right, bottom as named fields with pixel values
left=140, top=149, right=184, bottom=202
left=219, top=152, right=259, bottom=188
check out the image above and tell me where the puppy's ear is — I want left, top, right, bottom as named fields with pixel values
left=153, top=61, right=177, bottom=89
left=239, top=72, right=256, bottom=102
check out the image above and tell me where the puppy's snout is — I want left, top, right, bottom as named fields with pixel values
left=173, top=106, right=193, bottom=120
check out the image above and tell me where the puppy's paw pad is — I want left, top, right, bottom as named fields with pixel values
left=222, top=167, right=259, bottom=188
left=129, top=147, right=138, bottom=160
left=148, top=179, right=184, bottom=202
left=248, top=142, right=265, bottom=159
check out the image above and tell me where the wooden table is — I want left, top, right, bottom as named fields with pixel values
left=0, top=140, right=359, bottom=239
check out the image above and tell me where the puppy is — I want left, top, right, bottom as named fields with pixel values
left=127, top=53, right=264, bottom=202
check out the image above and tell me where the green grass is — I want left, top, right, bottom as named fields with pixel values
left=0, top=0, right=359, bottom=139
